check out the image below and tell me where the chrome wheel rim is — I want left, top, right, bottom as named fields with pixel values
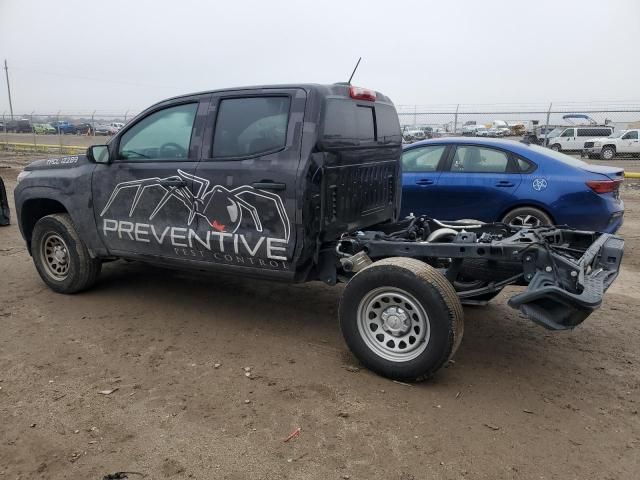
left=509, top=214, right=542, bottom=227
left=357, top=287, right=430, bottom=362
left=41, top=233, right=70, bottom=281
left=602, top=149, right=614, bottom=160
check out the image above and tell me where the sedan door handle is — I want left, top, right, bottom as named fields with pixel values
left=495, top=181, right=515, bottom=187
left=415, top=179, right=434, bottom=186
left=252, top=181, right=286, bottom=191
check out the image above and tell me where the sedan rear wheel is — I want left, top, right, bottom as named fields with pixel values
left=502, top=207, right=553, bottom=228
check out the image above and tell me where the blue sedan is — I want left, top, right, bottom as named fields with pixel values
left=401, top=138, right=624, bottom=233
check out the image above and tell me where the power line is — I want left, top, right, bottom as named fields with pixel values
left=10, top=66, right=179, bottom=90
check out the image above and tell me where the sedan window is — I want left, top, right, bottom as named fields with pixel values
left=118, top=103, right=198, bottom=161
left=402, top=145, right=446, bottom=172
left=450, top=146, right=509, bottom=173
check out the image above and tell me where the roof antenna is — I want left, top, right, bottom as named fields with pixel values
left=347, top=57, right=362, bottom=85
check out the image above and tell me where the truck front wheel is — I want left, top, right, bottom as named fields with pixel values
left=600, top=146, right=616, bottom=160
left=31, top=213, right=101, bottom=293
left=339, top=257, right=464, bottom=382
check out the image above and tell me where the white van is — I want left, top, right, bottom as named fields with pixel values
left=547, top=126, right=614, bottom=151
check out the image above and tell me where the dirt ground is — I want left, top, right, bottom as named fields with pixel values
left=0, top=153, right=639, bottom=480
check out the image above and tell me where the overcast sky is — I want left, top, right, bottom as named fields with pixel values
left=0, top=0, right=638, bottom=114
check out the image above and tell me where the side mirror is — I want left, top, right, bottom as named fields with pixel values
left=87, top=145, right=110, bottom=164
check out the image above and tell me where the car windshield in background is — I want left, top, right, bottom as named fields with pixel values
left=526, top=144, right=590, bottom=167
left=546, top=128, right=564, bottom=137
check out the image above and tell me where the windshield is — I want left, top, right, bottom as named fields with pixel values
left=545, top=128, right=563, bottom=138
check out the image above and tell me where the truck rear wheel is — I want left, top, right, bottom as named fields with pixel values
left=32, top=213, right=101, bottom=293
left=339, top=257, right=463, bottom=382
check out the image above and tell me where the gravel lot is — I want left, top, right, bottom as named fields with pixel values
left=1, top=153, right=639, bottom=479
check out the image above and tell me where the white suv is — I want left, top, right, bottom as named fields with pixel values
left=547, top=126, right=614, bottom=152
left=582, top=129, right=640, bottom=160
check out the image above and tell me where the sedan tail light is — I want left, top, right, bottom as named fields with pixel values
left=586, top=179, right=623, bottom=194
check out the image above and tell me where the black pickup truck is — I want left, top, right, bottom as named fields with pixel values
left=13, top=84, right=624, bottom=381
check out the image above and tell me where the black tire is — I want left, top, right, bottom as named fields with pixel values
left=501, top=206, right=553, bottom=228
left=31, top=213, right=101, bottom=293
left=550, top=144, right=561, bottom=151
left=600, top=146, right=616, bottom=161
left=339, top=257, right=464, bottom=382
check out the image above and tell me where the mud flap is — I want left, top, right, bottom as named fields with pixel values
left=0, top=177, right=10, bottom=226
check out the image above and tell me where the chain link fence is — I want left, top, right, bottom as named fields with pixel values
left=396, top=102, right=640, bottom=147
left=2, top=103, right=640, bottom=155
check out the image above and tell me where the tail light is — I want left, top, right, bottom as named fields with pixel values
left=586, top=179, right=622, bottom=194
left=349, top=86, right=376, bottom=102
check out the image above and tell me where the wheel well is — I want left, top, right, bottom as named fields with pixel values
left=602, top=144, right=616, bottom=151
left=20, top=199, right=68, bottom=252
left=499, top=204, right=556, bottom=225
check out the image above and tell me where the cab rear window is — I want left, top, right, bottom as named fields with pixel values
left=321, top=99, right=401, bottom=146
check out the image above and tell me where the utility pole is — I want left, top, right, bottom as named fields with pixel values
left=4, top=60, right=14, bottom=120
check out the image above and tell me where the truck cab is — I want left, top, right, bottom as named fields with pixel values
left=16, top=84, right=402, bottom=283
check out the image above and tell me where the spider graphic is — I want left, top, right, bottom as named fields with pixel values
left=99, top=169, right=290, bottom=241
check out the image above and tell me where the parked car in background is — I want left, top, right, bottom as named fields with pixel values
left=51, top=121, right=77, bottom=135
left=74, top=123, right=93, bottom=135
left=497, top=127, right=511, bottom=137
left=109, top=122, right=125, bottom=131
left=487, top=127, right=503, bottom=137
left=475, top=128, right=490, bottom=137
left=94, top=124, right=118, bottom=135
left=402, top=126, right=426, bottom=142
left=546, top=126, right=614, bottom=152
left=582, top=129, right=640, bottom=160
left=33, top=123, right=56, bottom=134
left=522, top=125, right=557, bottom=146
left=6, top=119, right=32, bottom=133
left=401, top=137, right=624, bottom=233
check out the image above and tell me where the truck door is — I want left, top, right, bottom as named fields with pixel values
left=435, top=144, right=522, bottom=222
left=619, top=130, right=639, bottom=153
left=93, top=98, right=208, bottom=259
left=560, top=128, right=577, bottom=149
left=190, top=89, right=304, bottom=276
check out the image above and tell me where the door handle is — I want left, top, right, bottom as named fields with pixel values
left=495, top=181, right=515, bottom=187
left=415, top=179, right=434, bottom=186
left=252, top=181, right=286, bottom=191
left=159, top=179, right=188, bottom=188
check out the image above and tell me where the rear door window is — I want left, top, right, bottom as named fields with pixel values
left=450, top=146, right=510, bottom=173
left=578, top=128, right=613, bottom=137
left=212, top=96, right=290, bottom=158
